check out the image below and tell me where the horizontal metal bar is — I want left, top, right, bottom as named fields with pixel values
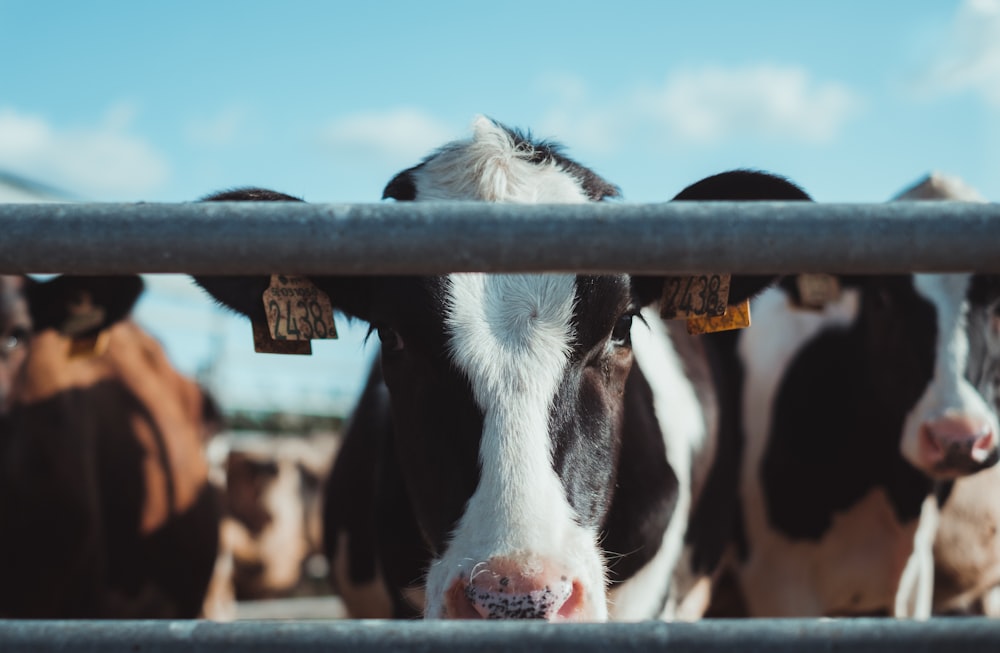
left=1, top=201, right=999, bottom=274
left=1, top=618, right=997, bottom=653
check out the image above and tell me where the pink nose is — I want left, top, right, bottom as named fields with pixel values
left=920, top=414, right=997, bottom=473
left=444, top=557, right=585, bottom=620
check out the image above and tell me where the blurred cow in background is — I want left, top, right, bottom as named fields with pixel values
left=894, top=173, right=1000, bottom=617
left=720, top=172, right=1000, bottom=618
left=204, top=431, right=338, bottom=617
left=0, top=275, right=221, bottom=618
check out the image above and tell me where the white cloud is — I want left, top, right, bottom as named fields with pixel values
left=922, top=0, right=1000, bottom=106
left=322, top=108, right=456, bottom=162
left=531, top=65, right=861, bottom=154
left=637, top=64, right=862, bottom=145
left=185, top=105, right=248, bottom=147
left=0, top=103, right=169, bottom=199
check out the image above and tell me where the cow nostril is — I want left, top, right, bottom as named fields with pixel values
left=970, top=431, right=995, bottom=462
left=556, top=579, right=586, bottom=619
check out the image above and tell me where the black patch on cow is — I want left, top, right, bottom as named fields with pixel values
left=549, top=275, right=633, bottom=528
left=600, top=363, right=679, bottom=588
left=350, top=276, right=484, bottom=555
left=684, top=328, right=745, bottom=571
left=382, top=168, right=419, bottom=201
left=201, top=187, right=303, bottom=202
left=760, top=277, right=938, bottom=540
left=965, top=275, right=1000, bottom=416
left=324, top=361, right=427, bottom=618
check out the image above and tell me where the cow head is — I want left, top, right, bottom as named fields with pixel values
left=779, top=174, right=1000, bottom=479
left=892, top=176, right=1000, bottom=478
left=195, top=116, right=807, bottom=620
left=0, top=275, right=143, bottom=416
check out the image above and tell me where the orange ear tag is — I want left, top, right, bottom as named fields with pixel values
left=685, top=299, right=751, bottom=335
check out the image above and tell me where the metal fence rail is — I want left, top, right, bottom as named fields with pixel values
left=2, top=618, right=998, bottom=653
left=1, top=201, right=1000, bottom=274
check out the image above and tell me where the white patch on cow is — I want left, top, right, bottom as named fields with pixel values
left=408, top=116, right=592, bottom=204
left=894, top=494, right=938, bottom=618
left=421, top=272, right=608, bottom=619
left=607, top=307, right=707, bottom=620
left=900, top=274, right=999, bottom=471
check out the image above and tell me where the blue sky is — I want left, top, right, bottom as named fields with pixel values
left=3, top=1, right=1000, bottom=414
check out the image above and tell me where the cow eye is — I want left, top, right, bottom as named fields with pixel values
left=611, top=313, right=634, bottom=347
left=378, top=327, right=405, bottom=352
left=3, top=328, right=27, bottom=351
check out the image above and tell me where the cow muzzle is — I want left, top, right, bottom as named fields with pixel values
left=443, top=556, right=587, bottom=620
left=918, top=413, right=999, bottom=477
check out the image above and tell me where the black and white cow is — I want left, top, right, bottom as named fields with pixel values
left=722, top=173, right=1000, bottom=618
left=196, top=116, right=808, bottom=620
left=895, top=173, right=1000, bottom=617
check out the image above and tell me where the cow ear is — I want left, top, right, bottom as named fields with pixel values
left=193, top=275, right=272, bottom=323
left=193, top=187, right=306, bottom=323
left=25, top=275, right=144, bottom=337
left=192, top=188, right=377, bottom=325
left=634, top=169, right=812, bottom=309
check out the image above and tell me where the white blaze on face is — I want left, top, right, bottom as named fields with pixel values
left=404, top=115, right=610, bottom=618
left=420, top=273, right=607, bottom=619
left=900, top=273, right=999, bottom=470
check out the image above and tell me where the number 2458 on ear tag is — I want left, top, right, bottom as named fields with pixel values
left=262, top=275, right=338, bottom=341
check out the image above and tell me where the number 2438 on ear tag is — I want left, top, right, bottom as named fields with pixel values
left=660, top=274, right=731, bottom=320
left=262, top=275, right=338, bottom=342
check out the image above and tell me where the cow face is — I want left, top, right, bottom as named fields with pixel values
left=887, top=177, right=1000, bottom=478
left=777, top=271, right=1000, bottom=481
left=896, top=273, right=1000, bottom=477
left=195, top=116, right=801, bottom=620
left=333, top=118, right=635, bottom=620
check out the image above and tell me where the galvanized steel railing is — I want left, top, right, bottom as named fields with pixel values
left=2, top=618, right=999, bottom=653
left=2, top=201, right=999, bottom=650
left=1, top=201, right=999, bottom=275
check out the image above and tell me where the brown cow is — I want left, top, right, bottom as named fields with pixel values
left=215, top=434, right=336, bottom=602
left=0, top=275, right=221, bottom=618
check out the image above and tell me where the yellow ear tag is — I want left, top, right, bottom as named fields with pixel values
left=253, top=275, right=338, bottom=355
left=795, top=274, right=841, bottom=310
left=660, top=274, right=732, bottom=320
left=685, top=299, right=752, bottom=335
